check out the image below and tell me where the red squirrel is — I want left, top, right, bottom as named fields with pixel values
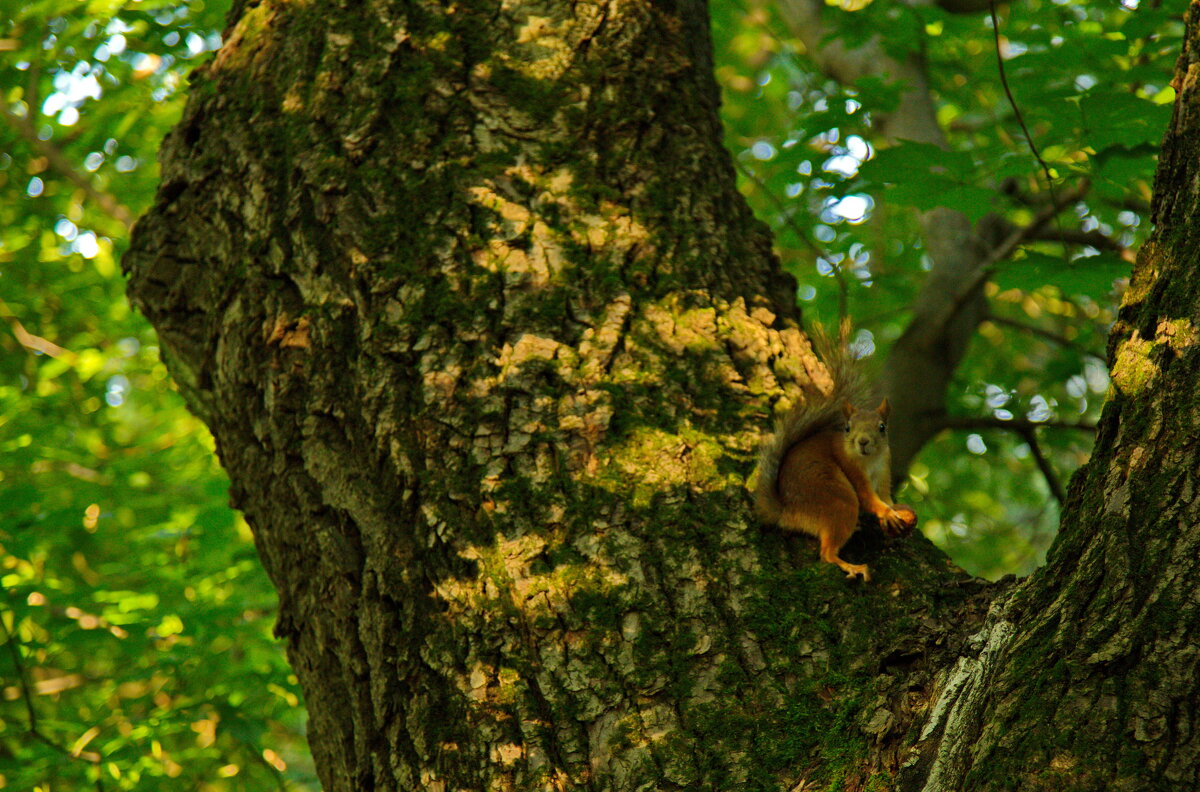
left=754, top=325, right=917, bottom=581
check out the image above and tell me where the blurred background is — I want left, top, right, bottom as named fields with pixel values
left=0, top=0, right=1183, bottom=788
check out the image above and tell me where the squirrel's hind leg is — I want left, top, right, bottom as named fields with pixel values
left=819, top=527, right=869, bottom=582
left=781, top=502, right=867, bottom=582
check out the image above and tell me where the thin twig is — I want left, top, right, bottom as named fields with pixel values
left=989, top=0, right=1069, bottom=258
left=1, top=609, right=106, bottom=789
left=733, top=157, right=850, bottom=321
left=1018, top=424, right=1067, bottom=504
left=938, top=416, right=1081, bottom=505
left=1, top=105, right=133, bottom=230
left=989, top=1, right=1055, bottom=190
left=1, top=612, right=42, bottom=740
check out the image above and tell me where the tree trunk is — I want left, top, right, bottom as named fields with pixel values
left=124, top=1, right=1200, bottom=791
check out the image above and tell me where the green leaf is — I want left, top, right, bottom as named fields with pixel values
left=1080, top=91, right=1173, bottom=152
left=862, top=140, right=975, bottom=182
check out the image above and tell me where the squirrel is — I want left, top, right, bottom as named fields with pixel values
left=754, top=324, right=916, bottom=582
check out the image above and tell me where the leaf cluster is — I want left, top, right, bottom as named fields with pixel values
left=0, top=1, right=315, bottom=789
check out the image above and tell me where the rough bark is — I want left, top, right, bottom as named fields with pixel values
left=123, top=0, right=1200, bottom=791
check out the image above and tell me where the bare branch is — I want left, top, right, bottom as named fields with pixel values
left=1018, top=425, right=1066, bottom=505
left=939, top=415, right=1097, bottom=433
left=984, top=313, right=1106, bottom=359
left=1024, top=227, right=1133, bottom=258
left=932, top=180, right=1091, bottom=337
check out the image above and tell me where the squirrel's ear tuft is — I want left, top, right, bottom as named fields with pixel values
left=842, top=400, right=856, bottom=419
left=877, top=398, right=891, bottom=420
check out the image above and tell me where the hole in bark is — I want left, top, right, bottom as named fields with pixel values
left=879, top=648, right=922, bottom=673
left=160, top=179, right=187, bottom=203
left=182, top=118, right=201, bottom=146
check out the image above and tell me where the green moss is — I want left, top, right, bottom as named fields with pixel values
left=487, top=65, right=566, bottom=124
left=683, top=675, right=875, bottom=791
left=1110, top=334, right=1157, bottom=396
left=567, top=587, right=624, bottom=632
left=863, top=771, right=895, bottom=791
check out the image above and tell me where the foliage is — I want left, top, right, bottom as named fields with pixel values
left=0, top=0, right=1184, bottom=788
left=714, top=0, right=1183, bottom=577
left=0, top=1, right=314, bottom=789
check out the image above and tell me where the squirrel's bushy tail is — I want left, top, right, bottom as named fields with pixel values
left=753, top=320, right=879, bottom=524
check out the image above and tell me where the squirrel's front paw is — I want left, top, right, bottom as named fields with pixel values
left=882, top=505, right=918, bottom=537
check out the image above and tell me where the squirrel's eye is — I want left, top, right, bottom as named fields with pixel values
left=878, top=422, right=886, bottom=432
